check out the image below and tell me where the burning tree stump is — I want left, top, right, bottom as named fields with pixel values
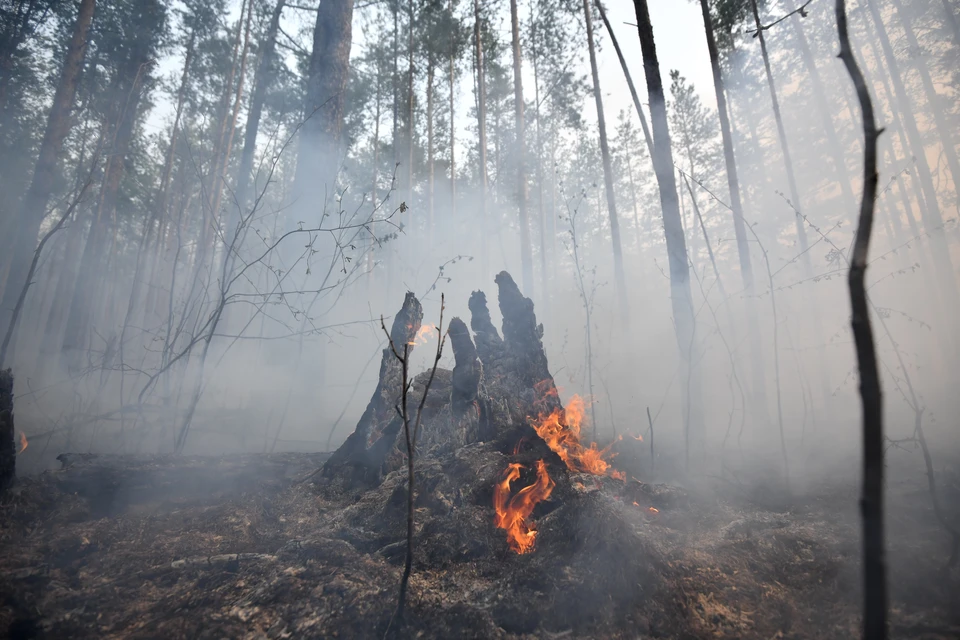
left=320, top=272, right=565, bottom=494
left=0, top=369, right=13, bottom=491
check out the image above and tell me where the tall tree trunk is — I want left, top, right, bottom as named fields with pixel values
left=632, top=0, right=704, bottom=463
left=748, top=0, right=811, bottom=271
left=863, top=0, right=960, bottom=311
left=0, top=0, right=95, bottom=344
left=235, top=0, right=286, bottom=213
left=697, top=0, right=768, bottom=422
left=789, top=15, right=858, bottom=218
left=888, top=0, right=960, bottom=206
left=595, top=1, right=653, bottom=158
left=474, top=0, right=489, bottom=280
left=583, top=0, right=627, bottom=323
left=62, top=60, right=149, bottom=363
left=427, top=55, right=435, bottom=240
left=407, top=0, right=414, bottom=210
left=531, top=19, right=549, bottom=311
left=509, top=0, right=534, bottom=296
left=448, top=0, right=456, bottom=217
left=293, top=0, right=356, bottom=211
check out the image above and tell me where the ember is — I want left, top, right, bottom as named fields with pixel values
left=493, top=460, right=555, bottom=554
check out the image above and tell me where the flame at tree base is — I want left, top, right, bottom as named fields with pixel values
left=494, top=460, right=555, bottom=554
left=529, top=394, right=624, bottom=480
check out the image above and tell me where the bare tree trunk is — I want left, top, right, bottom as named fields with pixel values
left=697, top=0, right=768, bottom=423
left=62, top=61, right=149, bottom=363
left=863, top=0, right=960, bottom=311
left=293, top=0, right=356, bottom=208
left=632, top=0, right=704, bottom=461
left=836, top=3, right=886, bottom=636
left=583, top=0, right=627, bottom=323
left=531, top=20, right=549, bottom=311
left=235, top=0, right=286, bottom=212
left=887, top=0, right=960, bottom=208
left=448, top=0, right=456, bottom=217
left=595, top=1, right=653, bottom=157
left=748, top=0, right=811, bottom=271
left=407, top=0, right=415, bottom=211
left=789, top=15, right=858, bottom=217
left=474, top=0, right=489, bottom=281
left=427, top=55, right=435, bottom=241
left=0, top=0, right=95, bottom=343
left=509, top=0, right=534, bottom=296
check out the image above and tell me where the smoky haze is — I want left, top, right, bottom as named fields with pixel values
left=2, top=0, right=958, bottom=510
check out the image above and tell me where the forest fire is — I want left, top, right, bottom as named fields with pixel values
left=528, top=394, right=624, bottom=480
left=493, top=460, right=555, bottom=554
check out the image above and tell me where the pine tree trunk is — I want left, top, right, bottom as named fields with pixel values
left=749, top=0, right=811, bottom=272
left=474, top=0, right=489, bottom=280
left=62, top=61, right=148, bottom=363
left=595, top=1, right=653, bottom=158
left=0, top=0, right=95, bottom=344
left=789, top=15, right=858, bottom=219
left=583, top=0, right=627, bottom=323
left=448, top=0, right=456, bottom=217
left=293, top=0, right=356, bottom=210
left=427, top=55, right=435, bottom=240
left=235, top=0, right=286, bottom=212
left=531, top=23, right=549, bottom=312
left=509, top=0, right=534, bottom=297
left=697, top=0, right=769, bottom=422
left=863, top=0, right=960, bottom=311
left=631, top=0, right=704, bottom=461
left=407, top=0, right=415, bottom=210
left=887, top=0, right=960, bottom=209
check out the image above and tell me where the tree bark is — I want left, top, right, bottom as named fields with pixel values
left=631, top=0, right=704, bottom=459
left=0, top=0, right=95, bottom=343
left=235, top=0, right=286, bottom=212
left=448, top=0, right=456, bottom=217
left=474, top=0, right=489, bottom=281
left=583, top=0, right=627, bottom=323
left=0, top=369, right=13, bottom=491
left=836, top=3, right=887, bottom=636
left=293, top=0, right=356, bottom=212
left=594, top=1, right=653, bottom=158
left=509, top=0, right=534, bottom=297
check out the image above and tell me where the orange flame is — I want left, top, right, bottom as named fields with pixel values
left=17, top=432, right=27, bottom=455
left=494, top=460, right=555, bottom=554
left=528, top=395, right=622, bottom=479
left=633, top=433, right=644, bottom=442
left=408, top=323, right=437, bottom=346
left=647, top=507, right=659, bottom=514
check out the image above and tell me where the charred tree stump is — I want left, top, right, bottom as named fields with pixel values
left=0, top=369, right=14, bottom=491
left=321, top=271, right=565, bottom=492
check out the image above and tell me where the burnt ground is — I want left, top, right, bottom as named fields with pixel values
left=0, top=449, right=958, bottom=640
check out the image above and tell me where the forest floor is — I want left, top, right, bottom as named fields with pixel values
left=0, top=449, right=958, bottom=639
